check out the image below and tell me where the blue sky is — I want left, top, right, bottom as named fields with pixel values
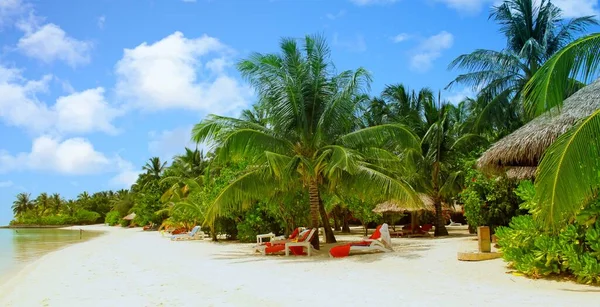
left=0, top=0, right=599, bottom=225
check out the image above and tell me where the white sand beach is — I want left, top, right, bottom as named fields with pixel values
left=0, top=225, right=597, bottom=307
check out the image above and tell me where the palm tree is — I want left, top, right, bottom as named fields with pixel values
left=383, top=84, right=434, bottom=135
left=50, top=193, right=63, bottom=214
left=35, top=193, right=51, bottom=217
left=143, top=157, right=167, bottom=178
left=12, top=193, right=33, bottom=216
left=448, top=0, right=596, bottom=135
left=394, top=96, right=486, bottom=236
left=522, top=33, right=600, bottom=227
left=192, top=35, right=421, bottom=249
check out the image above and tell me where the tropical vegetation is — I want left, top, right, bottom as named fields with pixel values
left=7, top=0, right=600, bottom=284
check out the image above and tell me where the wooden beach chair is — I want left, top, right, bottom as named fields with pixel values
left=329, top=223, right=393, bottom=258
left=170, top=226, right=205, bottom=241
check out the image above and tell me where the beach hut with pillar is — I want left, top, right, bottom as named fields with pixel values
left=477, top=79, right=600, bottom=179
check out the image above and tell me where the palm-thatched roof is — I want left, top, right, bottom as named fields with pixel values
left=373, top=194, right=434, bottom=213
left=478, top=79, right=600, bottom=178
left=123, top=212, right=136, bottom=220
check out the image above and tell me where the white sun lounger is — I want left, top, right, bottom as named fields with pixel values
left=171, top=226, right=205, bottom=241
left=285, top=228, right=317, bottom=257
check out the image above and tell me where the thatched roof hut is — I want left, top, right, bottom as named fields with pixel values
left=477, top=79, right=600, bottom=179
left=373, top=194, right=434, bottom=213
left=123, top=213, right=136, bottom=220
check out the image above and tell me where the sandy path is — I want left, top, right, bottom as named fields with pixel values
left=0, top=225, right=597, bottom=307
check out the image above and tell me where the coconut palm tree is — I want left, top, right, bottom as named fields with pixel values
left=383, top=84, right=434, bottom=135
left=35, top=193, right=51, bottom=217
left=448, top=0, right=596, bottom=135
left=50, top=193, right=63, bottom=214
left=143, top=157, right=167, bottom=178
left=192, top=35, right=421, bottom=249
left=522, top=33, right=600, bottom=227
left=12, top=193, right=33, bottom=216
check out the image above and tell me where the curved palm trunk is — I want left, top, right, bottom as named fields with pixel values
left=319, top=197, right=337, bottom=243
left=308, top=179, right=321, bottom=250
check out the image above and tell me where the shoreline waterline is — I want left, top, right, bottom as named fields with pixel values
left=0, top=226, right=106, bottom=288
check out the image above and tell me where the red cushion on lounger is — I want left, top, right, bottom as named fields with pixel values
left=369, top=225, right=382, bottom=240
left=298, top=229, right=312, bottom=242
left=289, top=228, right=300, bottom=239
left=329, top=244, right=352, bottom=258
left=265, top=244, right=286, bottom=254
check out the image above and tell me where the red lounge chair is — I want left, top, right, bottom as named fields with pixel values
left=329, top=224, right=393, bottom=258
left=255, top=228, right=316, bottom=256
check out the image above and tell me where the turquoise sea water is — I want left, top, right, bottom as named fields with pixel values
left=0, top=229, right=103, bottom=278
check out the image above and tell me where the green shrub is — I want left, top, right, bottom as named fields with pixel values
left=74, top=209, right=101, bottom=224
left=460, top=167, right=524, bottom=232
left=120, top=218, right=130, bottom=227
left=105, top=211, right=122, bottom=226
left=236, top=205, right=283, bottom=243
left=41, top=215, right=75, bottom=225
left=496, top=199, right=600, bottom=284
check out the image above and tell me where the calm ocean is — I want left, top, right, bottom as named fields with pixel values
left=0, top=229, right=103, bottom=278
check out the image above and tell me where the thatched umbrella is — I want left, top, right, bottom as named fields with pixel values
left=478, top=79, right=600, bottom=179
left=373, top=194, right=434, bottom=230
left=122, top=212, right=136, bottom=220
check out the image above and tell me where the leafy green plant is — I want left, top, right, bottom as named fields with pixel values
left=496, top=198, right=600, bottom=284
left=236, top=205, right=283, bottom=243
left=460, top=166, right=523, bottom=232
left=105, top=211, right=122, bottom=226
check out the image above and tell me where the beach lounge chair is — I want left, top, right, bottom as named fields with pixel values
left=170, top=226, right=205, bottom=241
left=329, top=223, right=393, bottom=258
left=255, top=228, right=316, bottom=256
left=255, top=227, right=303, bottom=246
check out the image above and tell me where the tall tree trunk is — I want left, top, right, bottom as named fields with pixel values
left=332, top=206, right=341, bottom=231
left=342, top=209, right=351, bottom=233
left=433, top=199, right=448, bottom=236
left=308, top=179, right=321, bottom=250
left=319, top=198, right=337, bottom=243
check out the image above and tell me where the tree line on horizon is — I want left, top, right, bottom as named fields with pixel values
left=9, top=1, right=600, bottom=282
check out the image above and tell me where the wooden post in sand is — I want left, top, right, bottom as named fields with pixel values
left=477, top=226, right=491, bottom=253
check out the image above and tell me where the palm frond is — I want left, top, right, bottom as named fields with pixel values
left=523, top=33, right=600, bottom=117
left=341, top=124, right=420, bottom=151
left=534, top=109, right=600, bottom=228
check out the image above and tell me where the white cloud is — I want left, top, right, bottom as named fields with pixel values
left=109, top=157, right=141, bottom=188
left=97, top=15, right=105, bottom=29
left=392, top=33, right=411, bottom=43
left=551, top=0, right=599, bottom=18
left=349, top=0, right=399, bottom=5
left=445, top=87, right=476, bottom=105
left=0, top=0, right=25, bottom=28
left=115, top=31, right=252, bottom=115
left=0, top=65, right=122, bottom=135
left=17, top=23, right=93, bottom=67
left=148, top=126, right=195, bottom=160
left=0, top=136, right=110, bottom=175
left=0, top=136, right=139, bottom=187
left=410, top=31, right=454, bottom=72
left=326, top=10, right=346, bottom=20
left=433, top=0, right=599, bottom=17
left=0, top=180, right=13, bottom=188
left=54, top=88, right=122, bottom=135
left=332, top=33, right=367, bottom=52
left=0, top=65, right=55, bottom=132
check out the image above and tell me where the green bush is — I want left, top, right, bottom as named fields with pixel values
left=496, top=200, right=600, bottom=284
left=105, top=211, right=122, bottom=226
left=460, top=167, right=524, bottom=232
left=236, top=205, right=283, bottom=243
left=120, top=218, right=130, bottom=227
left=74, top=209, right=101, bottom=224
left=41, top=215, right=75, bottom=225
